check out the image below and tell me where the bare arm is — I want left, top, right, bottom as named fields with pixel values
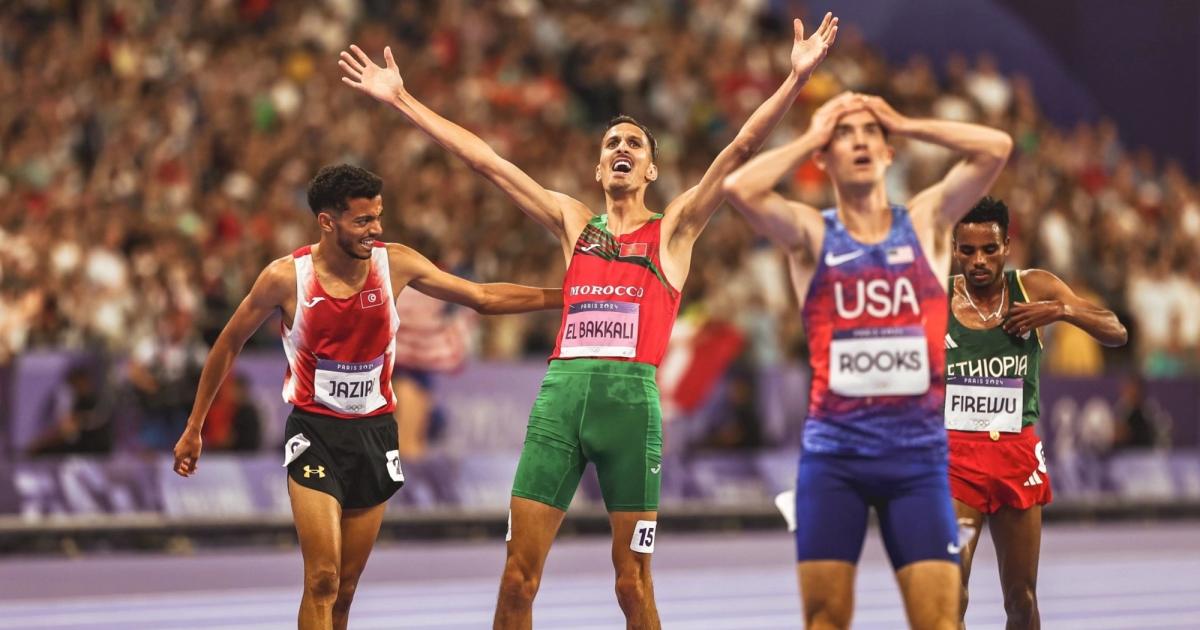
left=667, top=14, right=838, bottom=250
left=396, top=246, right=561, bottom=315
left=1005, top=269, right=1128, bottom=347
left=173, top=258, right=292, bottom=476
left=340, top=45, right=590, bottom=242
left=863, top=96, right=1013, bottom=226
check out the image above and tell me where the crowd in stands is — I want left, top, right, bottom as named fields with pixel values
left=2, top=0, right=1198, bottom=398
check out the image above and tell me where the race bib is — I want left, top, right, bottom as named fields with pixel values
left=828, top=326, right=930, bottom=397
left=559, top=301, right=639, bottom=358
left=944, top=375, right=1023, bottom=433
left=314, top=354, right=387, bottom=415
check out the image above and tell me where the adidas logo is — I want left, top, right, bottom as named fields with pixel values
left=945, top=334, right=958, bottom=349
left=1023, top=470, right=1044, bottom=487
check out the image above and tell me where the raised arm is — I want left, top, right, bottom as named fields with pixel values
left=394, top=245, right=562, bottom=315
left=722, top=94, right=861, bottom=254
left=665, top=14, right=838, bottom=251
left=1004, top=269, right=1128, bottom=347
left=861, top=95, right=1013, bottom=226
left=173, top=258, right=292, bottom=476
left=339, top=45, right=590, bottom=243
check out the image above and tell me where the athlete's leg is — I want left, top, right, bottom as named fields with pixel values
left=797, top=561, right=857, bottom=629
left=494, top=496, right=566, bottom=630
left=331, top=502, right=387, bottom=630
left=289, top=477, right=343, bottom=630
left=953, top=500, right=986, bottom=625
left=989, top=505, right=1041, bottom=629
left=895, top=561, right=961, bottom=630
left=610, top=510, right=660, bottom=630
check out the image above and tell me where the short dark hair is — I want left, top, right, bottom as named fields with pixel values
left=306, top=164, right=383, bottom=216
left=605, top=115, right=658, bottom=161
left=957, top=196, right=1010, bottom=238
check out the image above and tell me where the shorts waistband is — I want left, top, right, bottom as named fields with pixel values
left=289, top=407, right=394, bottom=426
left=948, top=424, right=1039, bottom=442
left=547, top=358, right=657, bottom=378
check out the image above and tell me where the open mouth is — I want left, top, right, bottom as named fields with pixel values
left=360, top=238, right=375, bottom=248
left=613, top=157, right=633, bottom=173
left=852, top=155, right=871, bottom=166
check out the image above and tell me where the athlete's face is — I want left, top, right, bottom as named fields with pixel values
left=953, top=221, right=1009, bottom=288
left=596, top=123, right=657, bottom=193
left=321, top=195, right=383, bottom=260
left=815, top=111, right=893, bottom=186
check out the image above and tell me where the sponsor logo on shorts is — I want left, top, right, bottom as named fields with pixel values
left=1023, top=470, right=1044, bottom=487
left=303, top=465, right=326, bottom=479
left=650, top=463, right=661, bottom=474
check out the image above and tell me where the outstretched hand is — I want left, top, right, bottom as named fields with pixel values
left=339, top=45, right=405, bottom=105
left=791, top=13, right=839, bottom=80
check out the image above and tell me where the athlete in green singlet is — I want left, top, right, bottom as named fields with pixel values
left=947, top=197, right=1127, bottom=628
left=339, top=15, right=838, bottom=629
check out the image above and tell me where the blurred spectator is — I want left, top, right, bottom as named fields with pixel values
left=127, top=308, right=208, bottom=450
left=1112, top=375, right=1170, bottom=450
left=201, top=373, right=262, bottom=452
left=25, top=363, right=112, bottom=456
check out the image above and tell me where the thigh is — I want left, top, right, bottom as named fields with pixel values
left=505, top=496, right=567, bottom=577
left=339, top=503, right=387, bottom=581
left=511, top=373, right=588, bottom=511
left=794, top=455, right=870, bottom=564
left=610, top=510, right=657, bottom=577
left=895, top=560, right=961, bottom=629
left=289, top=476, right=343, bottom=571
left=989, top=505, right=1042, bottom=593
left=953, top=500, right=986, bottom=586
left=797, top=560, right=857, bottom=629
left=876, top=459, right=959, bottom=570
left=588, top=377, right=662, bottom=512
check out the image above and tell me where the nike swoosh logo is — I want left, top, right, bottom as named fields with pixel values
left=303, top=297, right=326, bottom=308
left=947, top=541, right=964, bottom=554
left=580, top=243, right=602, bottom=252
left=824, top=250, right=865, bottom=267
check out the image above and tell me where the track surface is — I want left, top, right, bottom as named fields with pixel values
left=1, top=522, right=1197, bottom=628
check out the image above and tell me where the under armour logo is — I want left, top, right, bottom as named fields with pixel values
left=303, top=465, right=326, bottom=479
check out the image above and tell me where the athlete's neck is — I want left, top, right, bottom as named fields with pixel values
left=603, top=189, right=654, bottom=236
left=833, top=183, right=891, bottom=243
left=962, top=274, right=1006, bottom=303
left=312, top=240, right=369, bottom=281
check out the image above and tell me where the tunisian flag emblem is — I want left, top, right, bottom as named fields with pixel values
left=360, top=288, right=386, bottom=309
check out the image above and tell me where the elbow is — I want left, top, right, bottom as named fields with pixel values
left=1109, top=324, right=1130, bottom=348
left=990, top=131, right=1014, bottom=161
left=722, top=172, right=749, bottom=205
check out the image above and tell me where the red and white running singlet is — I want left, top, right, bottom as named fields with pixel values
left=281, top=243, right=400, bottom=418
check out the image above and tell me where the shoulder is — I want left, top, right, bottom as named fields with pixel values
left=1016, top=268, right=1065, bottom=300
left=385, top=242, right=436, bottom=270
left=261, top=255, right=296, bottom=285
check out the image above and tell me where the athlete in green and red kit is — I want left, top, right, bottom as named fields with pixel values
left=339, top=14, right=838, bottom=629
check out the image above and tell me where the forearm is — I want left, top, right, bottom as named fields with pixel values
left=729, top=71, right=807, bottom=158
left=894, top=118, right=1012, bottom=160
left=477, top=285, right=562, bottom=315
left=389, top=88, right=504, bottom=175
left=182, top=336, right=245, bottom=433
left=1063, top=305, right=1128, bottom=347
left=725, top=131, right=823, bottom=202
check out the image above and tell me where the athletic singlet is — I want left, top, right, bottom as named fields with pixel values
left=945, top=270, right=1043, bottom=431
left=550, top=213, right=681, bottom=367
left=281, top=243, right=400, bottom=418
left=801, top=206, right=948, bottom=457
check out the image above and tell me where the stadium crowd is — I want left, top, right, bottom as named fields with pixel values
left=2, top=0, right=1198, bottom=388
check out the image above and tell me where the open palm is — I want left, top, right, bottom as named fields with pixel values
left=340, top=45, right=404, bottom=105
left=790, top=13, right=838, bottom=80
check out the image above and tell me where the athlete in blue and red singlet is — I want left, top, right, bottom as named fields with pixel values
left=339, top=15, right=839, bottom=628
left=172, top=165, right=559, bottom=630
left=725, top=93, right=1012, bottom=628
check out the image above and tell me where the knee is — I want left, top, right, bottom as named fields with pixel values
left=614, top=570, right=650, bottom=609
left=804, top=599, right=852, bottom=630
left=1003, top=584, right=1037, bottom=624
left=304, top=566, right=340, bottom=604
left=333, top=573, right=361, bottom=609
left=498, top=559, right=541, bottom=608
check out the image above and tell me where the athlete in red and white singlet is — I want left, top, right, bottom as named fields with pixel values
left=172, top=165, right=559, bottom=630
left=339, top=16, right=839, bottom=628
left=282, top=242, right=399, bottom=418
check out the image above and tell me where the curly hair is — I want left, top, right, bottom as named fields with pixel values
left=956, top=196, right=1010, bottom=237
left=306, top=164, right=383, bottom=216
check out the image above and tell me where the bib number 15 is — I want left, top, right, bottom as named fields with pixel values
left=630, top=520, right=656, bottom=554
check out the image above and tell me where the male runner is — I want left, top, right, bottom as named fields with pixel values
left=723, top=93, right=1012, bottom=628
left=339, top=13, right=838, bottom=629
left=947, top=196, right=1126, bottom=628
left=172, top=164, right=559, bottom=630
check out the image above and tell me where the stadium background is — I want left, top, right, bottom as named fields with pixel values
left=1, top=0, right=1199, bottom=627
